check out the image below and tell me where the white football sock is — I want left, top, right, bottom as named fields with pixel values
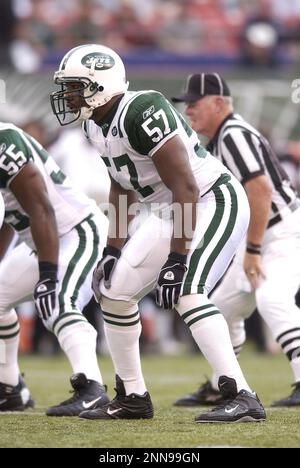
left=190, top=314, right=252, bottom=393
left=211, top=344, right=242, bottom=390
left=0, top=310, right=20, bottom=386
left=104, top=322, right=147, bottom=396
left=58, top=322, right=103, bottom=383
left=176, top=294, right=251, bottom=393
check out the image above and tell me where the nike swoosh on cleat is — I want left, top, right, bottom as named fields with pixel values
left=0, top=399, right=7, bottom=406
left=82, top=396, right=103, bottom=409
left=225, top=404, right=239, bottom=414
left=107, top=407, right=122, bottom=416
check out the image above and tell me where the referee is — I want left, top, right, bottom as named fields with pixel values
left=172, top=73, right=300, bottom=407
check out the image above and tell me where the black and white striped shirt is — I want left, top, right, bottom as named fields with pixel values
left=207, top=113, right=299, bottom=227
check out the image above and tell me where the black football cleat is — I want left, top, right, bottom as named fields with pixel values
left=195, top=375, right=266, bottom=423
left=79, top=374, right=154, bottom=420
left=46, top=373, right=109, bottom=416
left=174, top=380, right=223, bottom=406
left=0, top=375, right=34, bottom=412
left=271, top=382, right=300, bottom=407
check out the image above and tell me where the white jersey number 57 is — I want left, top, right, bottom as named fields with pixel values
left=142, top=109, right=171, bottom=143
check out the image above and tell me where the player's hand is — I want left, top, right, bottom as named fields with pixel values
left=156, top=252, right=187, bottom=309
left=34, top=277, right=57, bottom=320
left=244, top=252, right=266, bottom=290
left=92, top=245, right=121, bottom=302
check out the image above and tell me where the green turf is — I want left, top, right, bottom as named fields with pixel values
left=0, top=349, right=299, bottom=448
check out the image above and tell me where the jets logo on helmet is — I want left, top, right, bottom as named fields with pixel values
left=50, top=44, right=129, bottom=126
left=81, top=53, right=115, bottom=71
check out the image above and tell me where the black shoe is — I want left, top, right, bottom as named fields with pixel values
left=195, top=376, right=266, bottom=423
left=79, top=374, right=154, bottom=420
left=46, top=373, right=109, bottom=416
left=0, top=375, right=34, bottom=412
left=174, top=380, right=224, bottom=406
left=271, top=382, right=300, bottom=407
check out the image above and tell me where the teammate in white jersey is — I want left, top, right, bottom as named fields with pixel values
left=50, top=44, right=266, bottom=423
left=172, top=73, right=300, bottom=408
left=0, top=123, right=110, bottom=415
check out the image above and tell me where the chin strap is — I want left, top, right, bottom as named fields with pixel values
left=79, top=106, right=94, bottom=121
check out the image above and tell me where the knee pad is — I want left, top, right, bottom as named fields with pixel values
left=101, top=296, right=138, bottom=316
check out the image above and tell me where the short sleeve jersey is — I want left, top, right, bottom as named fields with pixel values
left=0, top=123, right=95, bottom=247
left=84, top=90, right=230, bottom=206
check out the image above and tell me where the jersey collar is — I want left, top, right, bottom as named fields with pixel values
left=95, top=94, right=124, bottom=137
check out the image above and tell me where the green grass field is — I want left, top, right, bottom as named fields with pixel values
left=0, top=349, right=299, bottom=448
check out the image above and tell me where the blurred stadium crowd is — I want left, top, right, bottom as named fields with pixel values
left=1, top=0, right=300, bottom=72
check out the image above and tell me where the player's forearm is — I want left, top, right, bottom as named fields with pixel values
left=30, top=205, right=59, bottom=264
left=10, top=164, right=59, bottom=264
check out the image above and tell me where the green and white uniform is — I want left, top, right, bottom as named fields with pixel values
left=0, top=123, right=108, bottom=335
left=84, top=91, right=250, bottom=308
left=0, top=123, right=96, bottom=250
left=84, top=91, right=230, bottom=207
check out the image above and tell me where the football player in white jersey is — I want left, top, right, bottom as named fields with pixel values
left=50, top=44, right=266, bottom=423
left=0, top=122, right=110, bottom=415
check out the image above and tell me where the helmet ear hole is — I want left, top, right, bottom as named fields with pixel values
left=89, top=83, right=104, bottom=93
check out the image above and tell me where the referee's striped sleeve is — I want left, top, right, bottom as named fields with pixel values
left=221, top=128, right=265, bottom=184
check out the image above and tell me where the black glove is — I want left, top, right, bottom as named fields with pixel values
left=34, top=262, right=58, bottom=320
left=156, top=252, right=187, bottom=309
left=92, top=245, right=121, bottom=302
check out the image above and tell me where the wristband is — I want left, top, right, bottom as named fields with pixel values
left=169, top=252, right=187, bottom=265
left=38, top=261, right=58, bottom=280
left=104, top=245, right=122, bottom=259
left=246, top=242, right=261, bottom=255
